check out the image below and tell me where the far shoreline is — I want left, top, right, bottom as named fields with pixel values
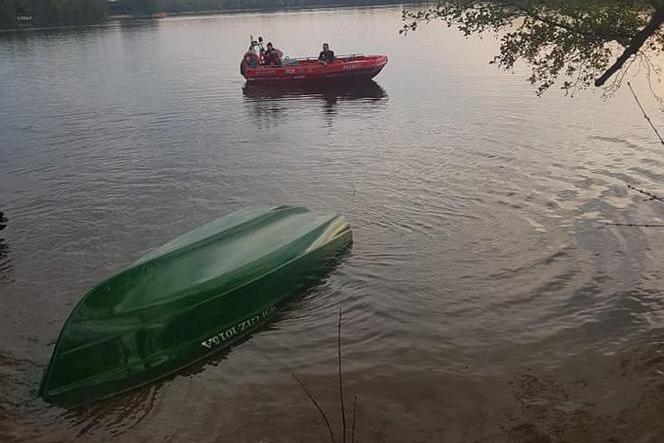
left=113, top=0, right=412, bottom=18
left=0, top=1, right=427, bottom=33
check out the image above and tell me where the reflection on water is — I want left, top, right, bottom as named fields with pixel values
left=0, top=240, right=10, bottom=283
left=62, top=385, right=160, bottom=439
left=242, top=80, right=387, bottom=103
left=0, top=212, right=10, bottom=283
left=243, top=80, right=387, bottom=126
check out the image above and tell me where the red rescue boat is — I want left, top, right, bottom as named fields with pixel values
left=241, top=54, right=388, bottom=84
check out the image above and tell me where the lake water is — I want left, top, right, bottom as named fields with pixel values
left=3, top=6, right=664, bottom=442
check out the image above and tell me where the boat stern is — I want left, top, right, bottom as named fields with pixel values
left=39, top=331, right=130, bottom=405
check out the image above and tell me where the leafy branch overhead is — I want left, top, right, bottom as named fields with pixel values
left=401, top=1, right=664, bottom=95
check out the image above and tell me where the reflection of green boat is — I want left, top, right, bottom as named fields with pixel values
left=39, top=206, right=352, bottom=406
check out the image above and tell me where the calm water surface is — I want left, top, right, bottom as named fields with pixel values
left=3, top=6, right=664, bottom=442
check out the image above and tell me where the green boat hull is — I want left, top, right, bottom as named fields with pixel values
left=39, top=206, right=352, bottom=406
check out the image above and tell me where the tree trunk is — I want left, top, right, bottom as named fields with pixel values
left=595, top=7, right=664, bottom=86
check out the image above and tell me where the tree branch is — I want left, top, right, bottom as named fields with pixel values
left=511, top=3, right=628, bottom=43
left=596, top=9, right=664, bottom=86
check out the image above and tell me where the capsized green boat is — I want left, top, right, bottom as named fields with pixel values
left=39, top=206, right=352, bottom=406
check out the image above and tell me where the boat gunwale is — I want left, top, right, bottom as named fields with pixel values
left=242, top=54, right=388, bottom=79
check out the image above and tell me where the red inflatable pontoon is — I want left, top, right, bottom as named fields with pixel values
left=241, top=55, right=388, bottom=84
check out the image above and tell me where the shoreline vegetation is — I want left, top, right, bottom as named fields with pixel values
left=0, top=0, right=418, bottom=30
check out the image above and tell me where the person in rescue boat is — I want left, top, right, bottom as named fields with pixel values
left=240, top=46, right=259, bottom=75
left=318, top=43, right=335, bottom=63
left=263, top=42, right=282, bottom=66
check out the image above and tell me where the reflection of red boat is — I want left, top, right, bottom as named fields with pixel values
left=241, top=55, right=388, bottom=84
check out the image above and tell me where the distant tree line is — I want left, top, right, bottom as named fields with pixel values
left=0, top=0, right=408, bottom=28
left=121, top=0, right=409, bottom=16
left=159, top=0, right=405, bottom=14
left=0, top=0, right=107, bottom=28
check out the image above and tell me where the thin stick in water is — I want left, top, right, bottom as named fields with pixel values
left=627, top=184, right=664, bottom=205
left=627, top=82, right=664, bottom=145
left=351, top=395, right=358, bottom=443
left=338, top=308, right=347, bottom=443
left=600, top=222, right=664, bottom=228
left=292, top=373, right=337, bottom=443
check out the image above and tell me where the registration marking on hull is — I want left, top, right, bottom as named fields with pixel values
left=201, top=305, right=278, bottom=349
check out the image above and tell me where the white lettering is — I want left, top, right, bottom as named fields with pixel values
left=200, top=305, right=278, bottom=350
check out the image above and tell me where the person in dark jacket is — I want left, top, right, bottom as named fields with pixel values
left=318, top=43, right=335, bottom=63
left=263, top=42, right=282, bottom=66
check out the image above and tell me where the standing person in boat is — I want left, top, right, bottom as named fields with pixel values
left=263, top=42, right=282, bottom=66
left=240, top=46, right=259, bottom=75
left=318, top=43, right=335, bottom=63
